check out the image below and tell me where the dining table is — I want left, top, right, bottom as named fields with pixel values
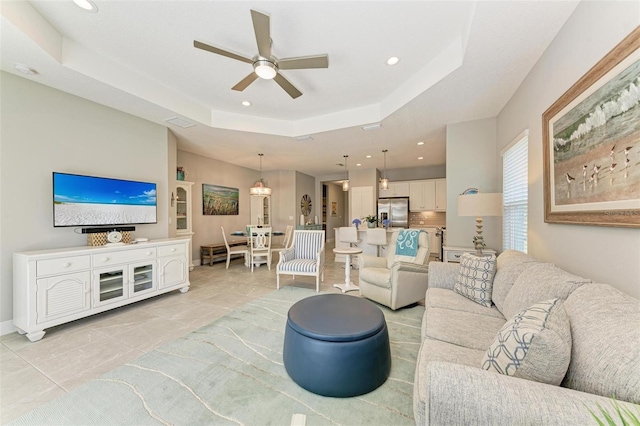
left=229, top=229, right=284, bottom=268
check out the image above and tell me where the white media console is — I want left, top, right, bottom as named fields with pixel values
left=13, top=237, right=191, bottom=342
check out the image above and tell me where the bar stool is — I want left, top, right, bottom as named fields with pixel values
left=339, top=226, right=361, bottom=269
left=367, top=228, right=388, bottom=257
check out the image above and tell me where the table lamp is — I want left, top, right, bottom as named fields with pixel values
left=458, top=193, right=502, bottom=256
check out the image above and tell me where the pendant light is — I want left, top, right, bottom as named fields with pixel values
left=249, top=153, right=272, bottom=196
left=380, top=149, right=389, bottom=190
left=342, top=155, right=350, bottom=192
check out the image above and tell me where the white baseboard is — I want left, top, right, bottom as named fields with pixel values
left=0, top=319, right=16, bottom=337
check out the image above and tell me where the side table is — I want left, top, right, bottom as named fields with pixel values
left=443, top=246, right=497, bottom=263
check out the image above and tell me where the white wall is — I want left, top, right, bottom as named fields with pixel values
left=0, top=72, right=171, bottom=324
left=496, top=1, right=640, bottom=297
left=446, top=118, right=500, bottom=250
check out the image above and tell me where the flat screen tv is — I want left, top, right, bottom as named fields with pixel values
left=53, top=172, right=157, bottom=227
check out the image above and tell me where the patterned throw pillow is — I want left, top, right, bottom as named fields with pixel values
left=453, top=253, right=497, bottom=307
left=481, top=298, right=571, bottom=385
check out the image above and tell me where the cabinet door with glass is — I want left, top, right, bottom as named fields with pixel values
left=129, top=261, right=156, bottom=297
left=250, top=195, right=271, bottom=226
left=92, top=266, right=128, bottom=307
left=176, top=182, right=193, bottom=233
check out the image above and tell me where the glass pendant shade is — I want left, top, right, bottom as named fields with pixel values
left=380, top=149, right=389, bottom=190
left=342, top=155, right=349, bottom=192
left=250, top=154, right=271, bottom=196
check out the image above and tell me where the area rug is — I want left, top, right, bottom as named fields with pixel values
left=10, top=287, right=425, bottom=425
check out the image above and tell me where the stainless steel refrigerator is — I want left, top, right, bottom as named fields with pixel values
left=377, top=197, right=409, bottom=228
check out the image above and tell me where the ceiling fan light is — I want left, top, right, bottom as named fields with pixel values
left=254, top=60, right=277, bottom=79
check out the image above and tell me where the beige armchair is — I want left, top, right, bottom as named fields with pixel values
left=358, top=230, right=430, bottom=310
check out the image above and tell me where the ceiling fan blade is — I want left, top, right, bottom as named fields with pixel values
left=278, top=55, right=329, bottom=70
left=194, top=40, right=253, bottom=64
left=232, top=72, right=259, bottom=91
left=251, top=10, right=271, bottom=59
left=274, top=73, right=302, bottom=99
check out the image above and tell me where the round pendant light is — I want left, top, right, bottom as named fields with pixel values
left=250, top=153, right=272, bottom=196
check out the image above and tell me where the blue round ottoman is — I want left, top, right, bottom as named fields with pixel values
left=283, top=294, right=391, bottom=397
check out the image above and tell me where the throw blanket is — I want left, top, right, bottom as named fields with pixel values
left=395, top=229, right=422, bottom=257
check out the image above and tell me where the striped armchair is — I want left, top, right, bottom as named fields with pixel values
left=277, top=230, right=325, bottom=292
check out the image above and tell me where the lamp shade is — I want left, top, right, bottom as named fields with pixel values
left=458, top=193, right=502, bottom=217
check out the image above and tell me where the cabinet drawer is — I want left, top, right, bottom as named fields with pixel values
left=37, top=256, right=91, bottom=277
left=158, top=244, right=186, bottom=257
left=93, top=248, right=157, bottom=267
left=446, top=251, right=464, bottom=263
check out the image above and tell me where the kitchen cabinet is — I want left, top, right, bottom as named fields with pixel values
left=409, top=179, right=447, bottom=212
left=379, top=181, right=410, bottom=198
left=435, top=179, right=447, bottom=211
left=409, top=180, right=436, bottom=211
left=13, top=238, right=190, bottom=342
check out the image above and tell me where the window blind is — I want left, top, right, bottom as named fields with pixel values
left=502, top=136, right=528, bottom=252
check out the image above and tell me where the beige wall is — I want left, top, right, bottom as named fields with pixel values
left=495, top=1, right=640, bottom=298
left=176, top=150, right=260, bottom=263
left=295, top=171, right=316, bottom=224
left=445, top=118, right=500, bottom=250
left=325, top=182, right=346, bottom=241
left=0, top=72, right=171, bottom=326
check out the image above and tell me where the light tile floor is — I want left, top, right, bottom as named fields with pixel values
left=0, top=241, right=360, bottom=423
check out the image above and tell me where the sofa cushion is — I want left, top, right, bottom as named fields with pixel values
left=358, top=267, right=391, bottom=288
left=425, top=288, right=505, bottom=319
left=414, top=339, right=486, bottom=426
left=453, top=253, right=497, bottom=307
left=424, top=307, right=506, bottom=350
left=481, top=299, right=571, bottom=385
left=562, top=284, right=640, bottom=404
left=492, top=250, right=542, bottom=313
left=501, top=263, right=591, bottom=320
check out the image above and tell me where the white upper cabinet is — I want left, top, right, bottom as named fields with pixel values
left=435, top=179, right=447, bottom=211
left=379, top=181, right=410, bottom=198
left=409, top=179, right=447, bottom=212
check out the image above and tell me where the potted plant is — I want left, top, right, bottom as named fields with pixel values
left=363, top=215, right=379, bottom=228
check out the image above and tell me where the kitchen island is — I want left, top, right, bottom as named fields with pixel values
left=334, top=227, right=441, bottom=262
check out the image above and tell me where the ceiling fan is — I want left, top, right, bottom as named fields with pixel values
left=194, top=10, right=329, bottom=99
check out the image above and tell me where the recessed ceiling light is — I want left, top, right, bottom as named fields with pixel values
left=73, top=0, right=98, bottom=12
left=356, top=163, right=362, bottom=167
left=14, top=64, right=37, bottom=75
left=242, top=101, right=251, bottom=107
left=417, top=141, right=424, bottom=146
left=366, top=155, right=372, bottom=159
left=418, top=157, right=424, bottom=160
left=387, top=57, right=400, bottom=66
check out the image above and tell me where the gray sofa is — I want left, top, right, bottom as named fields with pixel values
left=414, top=250, right=640, bottom=425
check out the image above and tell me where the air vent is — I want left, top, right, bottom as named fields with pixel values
left=164, top=117, right=195, bottom=128
left=295, top=135, right=314, bottom=142
left=361, top=123, right=381, bottom=131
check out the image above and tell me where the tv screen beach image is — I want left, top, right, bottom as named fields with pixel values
left=54, top=173, right=157, bottom=226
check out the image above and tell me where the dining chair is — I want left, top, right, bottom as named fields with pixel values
left=221, top=226, right=249, bottom=269
left=270, top=225, right=293, bottom=265
left=249, top=226, right=272, bottom=272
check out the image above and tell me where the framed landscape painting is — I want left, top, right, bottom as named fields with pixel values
left=203, top=184, right=239, bottom=215
left=543, top=26, right=640, bottom=228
